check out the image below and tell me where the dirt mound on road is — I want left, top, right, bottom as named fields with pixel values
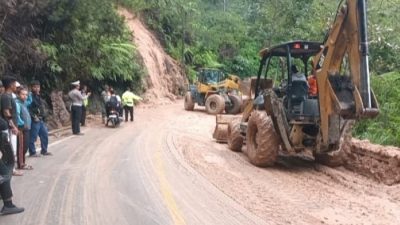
left=118, top=7, right=188, bottom=105
left=344, top=139, right=400, bottom=185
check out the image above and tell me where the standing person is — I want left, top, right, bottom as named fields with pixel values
left=10, top=82, right=20, bottom=157
left=27, top=80, right=52, bottom=156
left=122, top=87, right=137, bottom=122
left=0, top=76, right=22, bottom=176
left=68, top=81, right=84, bottom=135
left=0, top=116, right=24, bottom=215
left=101, top=85, right=110, bottom=124
left=16, top=87, right=33, bottom=170
left=80, top=85, right=91, bottom=127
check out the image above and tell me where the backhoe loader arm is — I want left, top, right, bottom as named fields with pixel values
left=313, top=0, right=379, bottom=151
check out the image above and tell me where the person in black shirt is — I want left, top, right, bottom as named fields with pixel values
left=26, top=80, right=52, bottom=156
left=0, top=76, right=24, bottom=215
left=0, top=77, right=23, bottom=176
left=0, top=77, right=18, bottom=139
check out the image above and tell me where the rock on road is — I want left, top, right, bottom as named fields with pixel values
left=1, top=102, right=399, bottom=225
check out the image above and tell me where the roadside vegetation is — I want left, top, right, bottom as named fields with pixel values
left=0, top=0, right=144, bottom=93
left=119, top=0, right=399, bottom=78
left=354, top=72, right=400, bottom=146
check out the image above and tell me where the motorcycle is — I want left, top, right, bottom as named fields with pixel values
left=106, top=109, right=122, bottom=128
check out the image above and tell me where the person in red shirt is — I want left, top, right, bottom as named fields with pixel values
left=308, top=69, right=318, bottom=97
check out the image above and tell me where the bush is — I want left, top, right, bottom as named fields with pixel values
left=354, top=72, right=400, bottom=146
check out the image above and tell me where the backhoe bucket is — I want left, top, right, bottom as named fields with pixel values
left=213, top=115, right=241, bottom=143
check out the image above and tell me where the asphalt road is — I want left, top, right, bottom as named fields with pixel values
left=0, top=104, right=263, bottom=225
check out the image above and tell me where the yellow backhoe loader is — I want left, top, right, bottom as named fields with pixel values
left=213, top=0, right=399, bottom=183
left=184, top=68, right=243, bottom=115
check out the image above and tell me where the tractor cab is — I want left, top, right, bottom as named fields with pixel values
left=256, top=41, right=322, bottom=121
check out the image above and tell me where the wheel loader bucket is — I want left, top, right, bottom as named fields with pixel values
left=213, top=114, right=241, bottom=143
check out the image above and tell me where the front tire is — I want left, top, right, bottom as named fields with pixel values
left=184, top=92, right=195, bottom=111
left=246, top=111, right=281, bottom=167
left=205, top=94, right=225, bottom=115
left=225, top=95, right=242, bottom=115
left=227, top=119, right=243, bottom=152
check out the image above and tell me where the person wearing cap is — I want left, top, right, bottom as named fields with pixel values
left=9, top=82, right=21, bottom=159
left=68, top=81, right=84, bottom=135
left=26, top=80, right=52, bottom=156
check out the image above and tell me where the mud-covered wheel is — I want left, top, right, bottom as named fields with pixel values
left=246, top=110, right=281, bottom=167
left=225, top=95, right=242, bottom=115
left=227, top=119, right=243, bottom=152
left=184, top=92, right=195, bottom=111
left=205, top=94, right=225, bottom=115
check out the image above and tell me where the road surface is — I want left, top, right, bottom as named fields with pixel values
left=0, top=102, right=399, bottom=225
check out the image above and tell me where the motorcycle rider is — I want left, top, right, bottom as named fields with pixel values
left=105, top=89, right=122, bottom=122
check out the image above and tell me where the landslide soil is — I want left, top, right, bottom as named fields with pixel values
left=118, top=7, right=187, bottom=105
left=169, top=103, right=400, bottom=225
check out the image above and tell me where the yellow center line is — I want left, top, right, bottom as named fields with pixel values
left=154, top=150, right=187, bottom=225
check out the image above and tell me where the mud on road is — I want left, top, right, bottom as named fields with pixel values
left=3, top=102, right=399, bottom=225
left=169, top=102, right=400, bottom=225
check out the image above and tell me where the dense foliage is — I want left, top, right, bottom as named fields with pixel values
left=119, top=0, right=400, bottom=80
left=0, top=0, right=144, bottom=92
left=354, top=72, right=400, bottom=146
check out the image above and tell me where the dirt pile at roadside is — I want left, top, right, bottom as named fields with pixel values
left=118, top=7, right=188, bottom=105
left=344, top=139, right=400, bottom=185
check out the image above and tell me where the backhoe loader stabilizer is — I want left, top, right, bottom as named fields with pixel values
left=358, top=0, right=379, bottom=118
left=358, top=0, right=372, bottom=109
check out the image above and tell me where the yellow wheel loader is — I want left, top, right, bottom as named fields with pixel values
left=184, top=68, right=243, bottom=115
left=213, top=0, right=399, bottom=183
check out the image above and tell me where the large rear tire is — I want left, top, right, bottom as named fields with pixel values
left=184, top=92, right=195, bottom=111
left=225, top=95, right=242, bottom=115
left=205, top=94, right=225, bottom=115
left=227, top=119, right=243, bottom=152
left=246, top=111, right=281, bottom=167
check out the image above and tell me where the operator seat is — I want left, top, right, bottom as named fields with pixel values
left=290, top=80, right=309, bottom=115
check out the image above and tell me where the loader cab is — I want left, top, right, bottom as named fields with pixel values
left=198, top=68, right=226, bottom=85
left=256, top=41, right=322, bottom=120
